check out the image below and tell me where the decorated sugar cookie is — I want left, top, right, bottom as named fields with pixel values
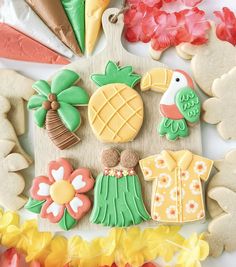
left=140, top=150, right=213, bottom=223
left=25, top=158, right=94, bottom=231
left=140, top=68, right=201, bottom=141
left=88, top=61, right=143, bottom=143
left=28, top=69, right=89, bottom=150
left=90, top=148, right=150, bottom=227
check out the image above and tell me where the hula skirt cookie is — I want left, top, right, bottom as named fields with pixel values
left=90, top=148, right=150, bottom=227
left=140, top=68, right=201, bottom=141
left=26, top=158, right=94, bottom=231
left=140, top=150, right=213, bottom=223
left=88, top=61, right=144, bottom=143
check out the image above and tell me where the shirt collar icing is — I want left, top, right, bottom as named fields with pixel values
left=161, top=150, right=193, bottom=171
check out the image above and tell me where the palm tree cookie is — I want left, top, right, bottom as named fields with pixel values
left=88, top=61, right=144, bottom=143
left=28, top=70, right=89, bottom=150
left=90, top=148, right=150, bottom=227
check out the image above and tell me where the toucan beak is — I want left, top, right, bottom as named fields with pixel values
left=140, top=68, right=173, bottom=93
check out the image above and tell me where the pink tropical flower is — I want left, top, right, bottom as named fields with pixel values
left=30, top=158, right=94, bottom=223
left=214, top=7, right=236, bottom=46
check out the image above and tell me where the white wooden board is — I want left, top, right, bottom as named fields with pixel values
left=35, top=8, right=202, bottom=232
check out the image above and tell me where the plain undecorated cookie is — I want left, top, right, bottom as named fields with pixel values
left=177, top=23, right=236, bottom=96
left=0, top=139, right=29, bottom=210
left=203, top=67, right=236, bottom=140
left=205, top=187, right=236, bottom=257
left=0, top=69, right=34, bottom=135
left=207, top=149, right=236, bottom=218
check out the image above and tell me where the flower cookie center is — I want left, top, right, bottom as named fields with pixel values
left=50, top=180, right=75, bottom=205
left=43, top=93, right=60, bottom=111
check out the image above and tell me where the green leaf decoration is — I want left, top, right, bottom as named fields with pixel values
left=175, top=87, right=201, bottom=124
left=58, top=209, right=77, bottom=231
left=28, top=95, right=47, bottom=109
left=25, top=198, right=45, bottom=214
left=58, top=102, right=81, bottom=132
left=33, top=80, right=51, bottom=96
left=57, top=86, right=89, bottom=105
left=51, top=69, right=80, bottom=95
left=91, top=61, right=141, bottom=88
left=34, top=107, right=47, bottom=128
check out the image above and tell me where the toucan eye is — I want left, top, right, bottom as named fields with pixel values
left=176, top=78, right=180, bottom=82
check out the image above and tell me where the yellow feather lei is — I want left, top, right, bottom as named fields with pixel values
left=0, top=209, right=209, bottom=267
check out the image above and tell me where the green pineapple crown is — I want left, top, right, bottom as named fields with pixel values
left=91, top=61, right=141, bottom=88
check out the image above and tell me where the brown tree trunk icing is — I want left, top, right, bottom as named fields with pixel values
left=45, top=110, right=80, bottom=150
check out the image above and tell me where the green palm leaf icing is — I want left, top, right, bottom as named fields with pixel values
left=91, top=61, right=141, bottom=88
left=28, top=69, right=89, bottom=150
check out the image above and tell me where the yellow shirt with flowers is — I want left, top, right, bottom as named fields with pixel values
left=139, top=150, right=213, bottom=223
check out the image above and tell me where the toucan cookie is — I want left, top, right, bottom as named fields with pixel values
left=25, top=158, right=94, bottom=231
left=140, top=68, right=201, bottom=141
left=177, top=23, right=236, bottom=96
left=90, top=148, right=150, bottom=227
left=203, top=67, right=236, bottom=140
left=88, top=61, right=143, bottom=143
left=140, top=150, right=213, bottom=223
left=28, top=69, right=89, bottom=150
left=0, top=140, right=29, bottom=210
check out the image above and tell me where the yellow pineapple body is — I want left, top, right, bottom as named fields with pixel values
left=88, top=83, right=144, bottom=143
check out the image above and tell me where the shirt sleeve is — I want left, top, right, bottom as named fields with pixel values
left=139, top=154, right=164, bottom=181
left=193, top=156, right=214, bottom=182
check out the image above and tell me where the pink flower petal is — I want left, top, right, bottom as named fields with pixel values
left=66, top=194, right=91, bottom=220
left=214, top=7, right=236, bottom=46
left=48, top=158, right=73, bottom=182
left=181, top=0, right=203, bottom=7
left=69, top=168, right=94, bottom=193
left=41, top=199, right=65, bottom=223
left=30, top=176, right=52, bottom=201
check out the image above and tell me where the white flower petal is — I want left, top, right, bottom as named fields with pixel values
left=46, top=202, right=62, bottom=217
left=37, top=183, right=50, bottom=196
left=51, top=166, right=64, bottom=181
left=72, top=175, right=86, bottom=191
left=69, top=197, right=83, bottom=213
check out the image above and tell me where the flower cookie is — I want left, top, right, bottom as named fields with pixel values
left=88, top=61, right=143, bottom=143
left=25, top=158, right=94, bottom=230
left=139, top=150, right=213, bottom=223
left=28, top=69, right=89, bottom=150
left=90, top=148, right=150, bottom=227
left=140, top=68, right=201, bottom=141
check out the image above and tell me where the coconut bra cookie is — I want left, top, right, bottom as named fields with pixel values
left=139, top=150, right=213, bottom=223
left=25, top=158, right=94, bottom=231
left=140, top=68, right=201, bottom=141
left=88, top=61, right=144, bottom=143
left=28, top=69, right=89, bottom=150
left=90, top=148, right=150, bottom=227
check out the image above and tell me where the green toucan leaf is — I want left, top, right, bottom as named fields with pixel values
left=175, top=87, right=201, bottom=124
left=58, top=209, right=77, bottom=231
left=28, top=95, right=47, bottom=109
left=34, top=107, right=47, bottom=128
left=33, top=80, right=51, bottom=97
left=58, top=102, right=81, bottom=132
left=91, top=61, right=141, bottom=88
left=25, top=198, right=45, bottom=214
left=51, top=69, right=80, bottom=95
left=57, top=86, right=89, bottom=105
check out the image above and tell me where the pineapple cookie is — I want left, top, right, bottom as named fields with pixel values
left=88, top=61, right=144, bottom=143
